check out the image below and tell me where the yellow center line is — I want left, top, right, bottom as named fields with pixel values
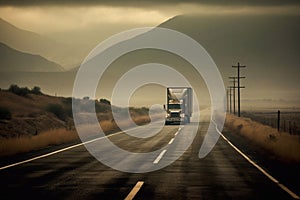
left=124, top=181, right=144, bottom=200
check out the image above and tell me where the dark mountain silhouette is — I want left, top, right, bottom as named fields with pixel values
left=0, top=42, right=64, bottom=72
left=158, top=15, right=300, bottom=99
left=0, top=15, right=299, bottom=105
left=0, top=18, right=87, bottom=68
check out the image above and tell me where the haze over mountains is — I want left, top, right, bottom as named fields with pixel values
left=0, top=18, right=88, bottom=68
left=159, top=15, right=300, bottom=101
left=0, top=42, right=63, bottom=72
left=0, top=15, right=299, bottom=108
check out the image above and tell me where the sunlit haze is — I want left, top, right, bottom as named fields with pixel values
left=0, top=1, right=299, bottom=108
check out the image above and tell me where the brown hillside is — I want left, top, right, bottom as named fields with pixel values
left=0, top=88, right=154, bottom=156
left=0, top=90, right=68, bottom=138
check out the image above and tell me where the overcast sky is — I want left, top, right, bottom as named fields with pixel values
left=1, top=0, right=300, bottom=6
left=0, top=0, right=299, bottom=37
left=0, top=0, right=299, bottom=105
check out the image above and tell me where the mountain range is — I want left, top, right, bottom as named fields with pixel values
left=0, top=15, right=299, bottom=107
left=0, top=18, right=88, bottom=68
left=0, top=42, right=63, bottom=72
left=160, top=15, right=300, bottom=79
left=91, top=14, right=300, bottom=103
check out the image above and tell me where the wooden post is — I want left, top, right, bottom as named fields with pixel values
left=277, top=110, right=280, bottom=131
left=232, top=63, right=246, bottom=117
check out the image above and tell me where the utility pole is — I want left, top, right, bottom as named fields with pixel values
left=226, top=89, right=229, bottom=113
left=277, top=110, right=280, bottom=131
left=227, top=88, right=232, bottom=113
left=229, top=77, right=237, bottom=115
left=232, top=62, right=246, bottom=117
left=229, top=87, right=232, bottom=114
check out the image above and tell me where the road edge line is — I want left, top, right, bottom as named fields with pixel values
left=0, top=130, right=124, bottom=171
left=212, top=120, right=300, bottom=199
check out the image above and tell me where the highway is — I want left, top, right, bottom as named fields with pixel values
left=0, top=113, right=296, bottom=199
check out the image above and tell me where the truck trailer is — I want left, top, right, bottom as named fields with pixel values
left=164, top=87, right=193, bottom=125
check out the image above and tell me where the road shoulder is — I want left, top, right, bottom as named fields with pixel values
left=222, top=127, right=300, bottom=198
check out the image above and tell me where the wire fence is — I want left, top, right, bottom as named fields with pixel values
left=241, top=110, right=300, bottom=135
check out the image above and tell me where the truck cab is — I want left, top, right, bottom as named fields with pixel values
left=165, top=102, right=183, bottom=125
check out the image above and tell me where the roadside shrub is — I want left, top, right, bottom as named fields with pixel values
left=8, top=84, right=43, bottom=96
left=8, top=84, right=30, bottom=96
left=95, top=102, right=111, bottom=113
left=46, top=104, right=66, bottom=121
left=0, top=106, right=11, bottom=120
left=130, top=107, right=149, bottom=116
left=64, top=105, right=73, bottom=118
left=63, top=97, right=73, bottom=105
left=31, top=86, right=42, bottom=95
left=100, top=98, right=111, bottom=105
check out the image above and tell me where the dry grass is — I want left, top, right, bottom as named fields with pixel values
left=0, top=112, right=160, bottom=157
left=225, top=114, right=300, bottom=163
left=0, top=90, right=65, bottom=116
left=0, top=129, right=78, bottom=157
left=0, top=89, right=165, bottom=157
left=99, top=114, right=156, bottom=133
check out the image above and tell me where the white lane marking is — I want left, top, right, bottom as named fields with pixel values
left=0, top=130, right=124, bottom=171
left=124, top=181, right=144, bottom=200
left=153, top=149, right=167, bottom=164
left=168, top=138, right=174, bottom=144
left=212, top=120, right=300, bottom=199
left=174, top=131, right=179, bottom=136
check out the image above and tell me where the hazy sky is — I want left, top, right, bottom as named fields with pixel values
left=0, top=0, right=299, bottom=107
left=0, top=0, right=299, bottom=43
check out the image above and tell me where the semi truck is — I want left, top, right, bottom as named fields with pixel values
left=164, top=87, right=193, bottom=125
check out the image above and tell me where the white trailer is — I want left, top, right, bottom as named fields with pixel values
left=164, top=87, right=193, bottom=125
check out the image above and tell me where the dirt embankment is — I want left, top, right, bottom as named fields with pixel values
left=0, top=89, right=154, bottom=157
left=225, top=113, right=300, bottom=163
left=0, top=90, right=72, bottom=138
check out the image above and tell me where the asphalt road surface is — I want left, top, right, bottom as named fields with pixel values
left=0, top=113, right=297, bottom=199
